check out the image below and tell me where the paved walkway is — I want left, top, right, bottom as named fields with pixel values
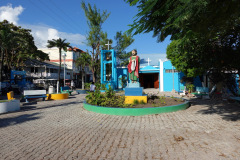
left=0, top=91, right=240, bottom=160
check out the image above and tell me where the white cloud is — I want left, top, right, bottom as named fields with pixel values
left=59, top=32, right=86, bottom=46
left=24, top=24, right=86, bottom=48
left=48, top=28, right=59, bottom=40
left=0, top=4, right=86, bottom=49
left=0, top=4, right=24, bottom=25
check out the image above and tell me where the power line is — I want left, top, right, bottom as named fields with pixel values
left=38, top=0, right=82, bottom=33
left=49, top=0, right=84, bottom=32
left=28, top=0, right=79, bottom=35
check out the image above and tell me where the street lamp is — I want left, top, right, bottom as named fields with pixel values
left=62, top=51, right=66, bottom=86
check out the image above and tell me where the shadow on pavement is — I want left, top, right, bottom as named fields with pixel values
left=21, top=100, right=84, bottom=112
left=0, top=112, right=41, bottom=128
left=191, top=98, right=240, bottom=121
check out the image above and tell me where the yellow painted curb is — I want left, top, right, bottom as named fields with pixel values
left=125, top=95, right=147, bottom=104
left=46, top=93, right=69, bottom=100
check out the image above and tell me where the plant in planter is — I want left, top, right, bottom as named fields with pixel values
left=86, top=85, right=132, bottom=108
left=186, top=84, right=195, bottom=93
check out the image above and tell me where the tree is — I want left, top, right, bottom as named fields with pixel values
left=47, top=38, right=70, bottom=86
left=81, top=1, right=110, bottom=82
left=126, top=0, right=240, bottom=78
left=0, top=20, right=49, bottom=81
left=114, top=31, right=134, bottom=66
left=76, top=51, right=91, bottom=89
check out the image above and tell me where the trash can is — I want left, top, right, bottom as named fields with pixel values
left=48, top=86, right=55, bottom=94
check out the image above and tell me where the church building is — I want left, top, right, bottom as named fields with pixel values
left=101, top=50, right=202, bottom=92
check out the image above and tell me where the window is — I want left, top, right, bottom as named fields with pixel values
left=31, top=67, right=34, bottom=73
left=165, top=69, right=179, bottom=73
left=31, top=67, right=38, bottom=73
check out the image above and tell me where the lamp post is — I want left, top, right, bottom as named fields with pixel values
left=62, top=52, right=66, bottom=87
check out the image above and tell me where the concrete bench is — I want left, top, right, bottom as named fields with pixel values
left=229, top=96, right=240, bottom=103
left=61, top=86, right=73, bottom=95
left=24, top=90, right=47, bottom=103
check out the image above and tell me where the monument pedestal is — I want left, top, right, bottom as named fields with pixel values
left=124, top=82, right=147, bottom=104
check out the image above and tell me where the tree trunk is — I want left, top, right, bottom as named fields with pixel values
left=58, top=48, right=62, bottom=89
left=91, top=67, right=95, bottom=83
left=0, top=50, right=4, bottom=82
left=81, top=69, right=85, bottom=90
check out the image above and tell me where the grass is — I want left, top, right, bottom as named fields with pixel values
left=0, top=100, right=10, bottom=103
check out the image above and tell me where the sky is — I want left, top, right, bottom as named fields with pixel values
left=0, top=0, right=171, bottom=59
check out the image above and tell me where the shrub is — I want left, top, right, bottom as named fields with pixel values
left=84, top=83, right=91, bottom=90
left=139, top=100, right=146, bottom=104
left=133, top=99, right=139, bottom=105
left=86, top=85, right=132, bottom=108
left=186, top=84, right=195, bottom=93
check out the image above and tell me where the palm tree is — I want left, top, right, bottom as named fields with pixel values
left=76, top=52, right=91, bottom=89
left=47, top=38, right=70, bottom=90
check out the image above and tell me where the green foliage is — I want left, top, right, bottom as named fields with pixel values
left=119, top=76, right=127, bottom=88
left=81, top=1, right=110, bottom=82
left=126, top=0, right=240, bottom=78
left=133, top=99, right=139, bottom=105
left=76, top=52, right=91, bottom=89
left=84, top=82, right=91, bottom=90
left=86, top=85, right=132, bottom=108
left=139, top=100, right=145, bottom=104
left=114, top=31, right=134, bottom=66
left=47, top=38, right=71, bottom=83
left=100, top=84, right=107, bottom=90
left=186, top=84, right=195, bottom=93
left=159, top=96, right=166, bottom=105
left=0, top=20, right=49, bottom=81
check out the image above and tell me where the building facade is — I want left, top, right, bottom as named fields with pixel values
left=39, top=47, right=93, bottom=87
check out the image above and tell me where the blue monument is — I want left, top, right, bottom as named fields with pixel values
left=100, top=49, right=117, bottom=89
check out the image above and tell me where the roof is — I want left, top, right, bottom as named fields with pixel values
left=24, top=59, right=71, bottom=71
left=68, top=47, right=85, bottom=53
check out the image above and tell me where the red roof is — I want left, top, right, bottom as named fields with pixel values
left=68, top=47, right=85, bottom=53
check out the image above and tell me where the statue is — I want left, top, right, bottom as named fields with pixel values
left=127, top=49, right=140, bottom=83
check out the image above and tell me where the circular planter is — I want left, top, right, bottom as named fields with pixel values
left=46, top=93, right=69, bottom=100
left=83, top=100, right=190, bottom=116
left=0, top=99, right=20, bottom=114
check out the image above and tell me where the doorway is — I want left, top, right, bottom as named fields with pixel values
left=139, top=73, right=159, bottom=88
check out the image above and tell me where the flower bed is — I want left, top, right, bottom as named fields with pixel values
left=84, top=88, right=189, bottom=116
left=83, top=100, right=189, bottom=116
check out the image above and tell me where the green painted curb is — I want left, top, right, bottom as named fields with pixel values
left=83, top=100, right=190, bottom=116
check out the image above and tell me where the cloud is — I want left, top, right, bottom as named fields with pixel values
left=0, top=4, right=24, bottom=25
left=24, top=24, right=86, bottom=48
left=59, top=32, right=86, bottom=46
left=0, top=4, right=86, bottom=49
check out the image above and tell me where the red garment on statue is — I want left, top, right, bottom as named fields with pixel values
left=127, top=56, right=139, bottom=78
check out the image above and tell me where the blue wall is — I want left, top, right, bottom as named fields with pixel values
left=163, top=61, right=182, bottom=91
left=117, top=68, right=128, bottom=89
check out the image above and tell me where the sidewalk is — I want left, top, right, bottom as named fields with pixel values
left=0, top=92, right=239, bottom=159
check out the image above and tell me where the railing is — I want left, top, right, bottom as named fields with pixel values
left=26, top=73, right=71, bottom=79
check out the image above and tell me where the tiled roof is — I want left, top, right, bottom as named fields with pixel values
left=68, top=47, right=85, bottom=53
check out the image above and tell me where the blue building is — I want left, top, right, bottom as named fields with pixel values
left=101, top=50, right=202, bottom=92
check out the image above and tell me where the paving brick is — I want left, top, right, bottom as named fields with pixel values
left=0, top=92, right=240, bottom=159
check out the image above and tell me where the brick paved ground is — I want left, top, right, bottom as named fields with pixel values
left=0, top=91, right=240, bottom=160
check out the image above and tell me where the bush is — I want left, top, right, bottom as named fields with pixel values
left=84, top=83, right=91, bottom=90
left=186, top=84, right=195, bottom=93
left=86, top=85, right=132, bottom=108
